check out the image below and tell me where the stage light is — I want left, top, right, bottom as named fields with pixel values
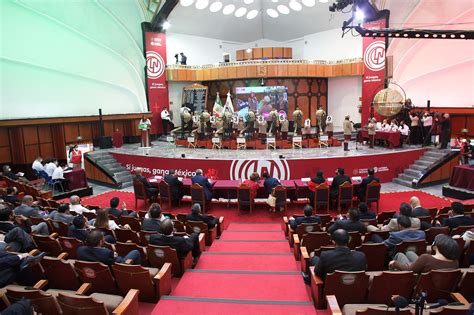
left=246, top=48, right=252, bottom=53
left=246, top=9, right=259, bottom=19
left=162, top=21, right=171, bottom=30
left=277, top=5, right=290, bottom=14
left=355, top=8, right=365, bottom=22
left=266, top=8, right=279, bottom=18
left=244, top=0, right=254, bottom=3
left=180, top=0, right=194, bottom=7
left=222, top=4, right=235, bottom=15
left=302, top=0, right=316, bottom=7
left=195, top=0, right=208, bottom=10
left=289, top=0, right=302, bottom=11
left=235, top=7, right=247, bottom=17
left=209, top=1, right=223, bottom=12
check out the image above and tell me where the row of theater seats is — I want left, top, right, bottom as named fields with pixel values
left=1, top=176, right=49, bottom=200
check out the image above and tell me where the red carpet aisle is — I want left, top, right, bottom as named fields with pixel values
left=152, top=223, right=316, bottom=315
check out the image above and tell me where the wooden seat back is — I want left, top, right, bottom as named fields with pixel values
left=365, top=181, right=381, bottom=212
left=139, top=230, right=158, bottom=246
left=119, top=216, right=142, bottom=232
left=74, top=260, right=118, bottom=295
left=376, top=211, right=396, bottom=224
left=274, top=185, right=287, bottom=211
left=295, top=223, right=322, bottom=240
left=159, top=181, right=172, bottom=209
left=147, top=244, right=191, bottom=277
left=347, top=231, right=362, bottom=250
left=356, top=243, right=387, bottom=271
left=56, top=292, right=108, bottom=315
left=6, top=287, right=62, bottom=315
left=58, top=237, right=83, bottom=260
left=41, top=256, right=81, bottom=290
left=190, top=184, right=206, bottom=213
left=425, top=226, right=450, bottom=244
left=114, top=242, right=148, bottom=266
left=114, top=228, right=140, bottom=244
left=50, top=220, right=69, bottom=237
left=314, top=183, right=330, bottom=212
left=367, top=271, right=416, bottom=304
left=32, top=234, right=63, bottom=257
left=301, top=232, right=331, bottom=253
left=324, top=271, right=369, bottom=307
left=338, top=181, right=353, bottom=211
left=415, top=269, right=462, bottom=302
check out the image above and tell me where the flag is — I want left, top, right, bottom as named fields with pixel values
left=224, top=92, right=234, bottom=113
left=212, top=92, right=223, bottom=118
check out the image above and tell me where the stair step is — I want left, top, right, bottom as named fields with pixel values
left=404, top=169, right=421, bottom=177
left=425, top=151, right=446, bottom=158
left=393, top=178, right=413, bottom=187
left=410, top=164, right=426, bottom=171
left=399, top=174, right=414, bottom=181
left=419, top=156, right=439, bottom=162
left=415, top=160, right=432, bottom=166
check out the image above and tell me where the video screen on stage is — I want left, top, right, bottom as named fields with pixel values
left=234, top=86, right=288, bottom=120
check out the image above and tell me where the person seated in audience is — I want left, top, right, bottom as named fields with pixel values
left=32, top=156, right=45, bottom=173
left=2, top=165, right=28, bottom=183
left=442, top=202, right=474, bottom=230
left=186, top=203, right=219, bottom=230
left=51, top=162, right=70, bottom=191
left=106, top=197, right=137, bottom=218
left=0, top=249, right=45, bottom=288
left=91, top=208, right=129, bottom=231
left=69, top=195, right=95, bottom=214
left=49, top=203, right=75, bottom=224
left=14, top=195, right=49, bottom=220
left=1, top=299, right=34, bottom=315
left=409, top=196, right=431, bottom=230
left=368, top=202, right=421, bottom=232
left=149, top=219, right=201, bottom=264
left=371, top=216, right=425, bottom=253
left=44, top=158, right=58, bottom=177
left=288, top=205, right=320, bottom=230
left=308, top=229, right=367, bottom=281
left=164, top=169, right=184, bottom=205
left=330, top=167, right=351, bottom=203
left=133, top=167, right=159, bottom=200
left=358, top=202, right=376, bottom=220
left=77, top=230, right=140, bottom=265
left=262, top=172, right=281, bottom=195
left=328, top=208, right=367, bottom=234
left=398, top=121, right=409, bottom=146
left=0, top=206, right=39, bottom=251
left=69, top=215, right=115, bottom=244
left=242, top=172, right=260, bottom=199
left=142, top=203, right=165, bottom=232
left=389, top=234, right=459, bottom=273
left=191, top=168, right=214, bottom=202
left=308, top=171, right=325, bottom=206
left=4, top=187, right=20, bottom=205
left=357, top=168, right=380, bottom=201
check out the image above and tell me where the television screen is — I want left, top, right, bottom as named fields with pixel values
left=234, top=86, right=288, bottom=121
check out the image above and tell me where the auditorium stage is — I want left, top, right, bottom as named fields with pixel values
left=108, top=141, right=427, bottom=183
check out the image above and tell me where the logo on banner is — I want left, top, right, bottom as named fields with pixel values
left=364, top=41, right=385, bottom=72
left=230, top=159, right=290, bottom=180
left=146, top=51, right=165, bottom=79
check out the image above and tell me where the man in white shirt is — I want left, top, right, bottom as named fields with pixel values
left=421, top=111, right=433, bottom=145
left=31, top=157, right=45, bottom=173
left=399, top=121, right=410, bottom=147
left=69, top=195, right=95, bottom=214
left=51, top=164, right=69, bottom=191
left=45, top=159, right=58, bottom=177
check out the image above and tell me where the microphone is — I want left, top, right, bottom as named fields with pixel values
left=424, top=299, right=448, bottom=309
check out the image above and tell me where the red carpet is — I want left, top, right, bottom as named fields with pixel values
left=210, top=241, right=290, bottom=252
left=220, top=231, right=286, bottom=241
left=196, top=254, right=298, bottom=271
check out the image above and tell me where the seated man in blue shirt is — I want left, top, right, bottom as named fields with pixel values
left=191, top=169, right=214, bottom=202
left=262, top=172, right=281, bottom=195
left=288, top=205, right=320, bottom=230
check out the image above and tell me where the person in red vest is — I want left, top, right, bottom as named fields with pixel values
left=69, top=145, right=82, bottom=168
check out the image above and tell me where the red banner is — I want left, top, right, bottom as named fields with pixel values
left=111, top=149, right=425, bottom=183
left=361, top=19, right=387, bottom=125
left=145, top=32, right=169, bottom=134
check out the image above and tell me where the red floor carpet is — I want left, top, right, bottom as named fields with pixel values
left=152, top=223, right=316, bottom=315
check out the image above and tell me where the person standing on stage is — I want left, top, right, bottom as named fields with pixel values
left=440, top=113, right=451, bottom=149
left=280, top=114, right=289, bottom=140
left=409, top=112, right=421, bottom=145
left=316, top=106, right=326, bottom=135
left=292, top=106, right=303, bottom=134
left=139, top=115, right=152, bottom=147
left=69, top=145, right=82, bottom=168
left=399, top=121, right=409, bottom=147
left=422, top=111, right=433, bottom=146
left=326, top=115, right=334, bottom=139
left=367, top=118, right=376, bottom=148
left=257, top=115, right=267, bottom=140
left=343, top=115, right=352, bottom=151
left=161, top=108, right=174, bottom=135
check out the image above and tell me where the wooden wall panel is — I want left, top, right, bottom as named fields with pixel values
left=0, top=128, right=10, bottom=146
left=244, top=49, right=252, bottom=60
left=210, top=68, right=219, bottom=80
left=0, top=147, right=11, bottom=164
left=79, top=123, right=93, bottom=142
left=113, top=121, right=124, bottom=133
left=277, top=64, right=288, bottom=77
left=51, top=125, right=66, bottom=160
left=273, top=47, right=283, bottom=59
left=262, top=48, right=273, bottom=59
left=227, top=67, right=237, bottom=78
left=218, top=67, right=227, bottom=80
left=283, top=48, right=292, bottom=59
left=103, top=121, right=114, bottom=136
left=39, top=143, right=54, bottom=159
left=24, top=144, right=39, bottom=162
left=38, top=126, right=52, bottom=143
left=246, top=66, right=257, bottom=78
left=287, top=65, right=298, bottom=77
left=64, top=124, right=79, bottom=143
left=253, top=48, right=263, bottom=59
left=23, top=126, right=39, bottom=145
left=297, top=64, right=308, bottom=77
left=236, top=49, right=244, bottom=61
left=236, top=67, right=246, bottom=78
left=9, top=128, right=25, bottom=164
left=267, top=65, right=278, bottom=77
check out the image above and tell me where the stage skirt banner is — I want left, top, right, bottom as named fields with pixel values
left=145, top=32, right=169, bottom=134
left=361, top=18, right=387, bottom=125
left=111, top=149, right=425, bottom=183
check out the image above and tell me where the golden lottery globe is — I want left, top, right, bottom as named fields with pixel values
left=373, top=88, right=404, bottom=117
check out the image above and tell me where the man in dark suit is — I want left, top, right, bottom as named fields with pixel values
left=6, top=200, right=49, bottom=236
left=309, top=229, right=367, bottom=280
left=330, top=168, right=351, bottom=202
left=409, top=196, right=430, bottom=218
left=0, top=206, right=36, bottom=252
left=0, top=250, right=45, bottom=288
left=4, top=187, right=20, bottom=205
left=105, top=197, right=137, bottom=218
left=357, top=168, right=380, bottom=201
left=191, top=169, right=213, bottom=201
left=14, top=195, right=46, bottom=218
left=142, top=204, right=163, bottom=232
left=149, top=219, right=201, bottom=262
left=328, top=208, right=367, bottom=234
left=358, top=202, right=376, bottom=220
left=442, top=202, right=474, bottom=230
left=164, top=169, right=184, bottom=205
left=288, top=205, right=320, bottom=230
left=68, top=215, right=115, bottom=243
left=133, top=167, right=159, bottom=200
left=186, top=203, right=219, bottom=229
left=49, top=203, right=75, bottom=224
left=77, top=230, right=140, bottom=265
left=262, top=172, right=281, bottom=195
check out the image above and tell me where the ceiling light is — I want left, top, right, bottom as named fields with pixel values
left=246, top=9, right=259, bottom=19
left=246, top=48, right=252, bottom=53
left=222, top=4, right=235, bottom=15
left=209, top=1, right=223, bottom=12
left=289, top=0, right=302, bottom=11
left=302, top=0, right=316, bottom=7
left=180, top=0, right=194, bottom=7
left=355, top=8, right=365, bottom=22
left=162, top=21, right=171, bottom=30
left=266, top=8, right=279, bottom=18
left=319, top=0, right=329, bottom=3
left=277, top=4, right=290, bottom=14
left=244, top=0, right=254, bottom=3
left=195, top=0, right=208, bottom=10
left=235, top=7, right=248, bottom=17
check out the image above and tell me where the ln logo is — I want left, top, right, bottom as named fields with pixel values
left=230, top=159, right=290, bottom=180
left=146, top=51, right=165, bottom=79
left=364, top=41, right=385, bottom=72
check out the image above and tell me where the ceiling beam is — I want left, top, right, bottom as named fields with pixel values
left=150, top=0, right=179, bottom=32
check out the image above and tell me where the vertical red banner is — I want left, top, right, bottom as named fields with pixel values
left=145, top=32, right=169, bottom=134
left=361, top=19, right=387, bottom=125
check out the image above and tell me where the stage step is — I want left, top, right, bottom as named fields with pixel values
left=87, top=151, right=133, bottom=188
left=392, top=177, right=413, bottom=187
left=404, top=168, right=422, bottom=177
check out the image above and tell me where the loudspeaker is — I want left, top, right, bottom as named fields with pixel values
left=94, top=136, right=112, bottom=149
left=427, top=100, right=431, bottom=111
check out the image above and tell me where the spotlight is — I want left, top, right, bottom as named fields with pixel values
left=355, top=8, right=364, bottom=22
left=162, top=21, right=171, bottom=30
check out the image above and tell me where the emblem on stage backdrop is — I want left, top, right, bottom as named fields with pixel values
left=146, top=51, right=166, bottom=79
left=363, top=40, right=385, bottom=72
left=230, top=159, right=290, bottom=180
